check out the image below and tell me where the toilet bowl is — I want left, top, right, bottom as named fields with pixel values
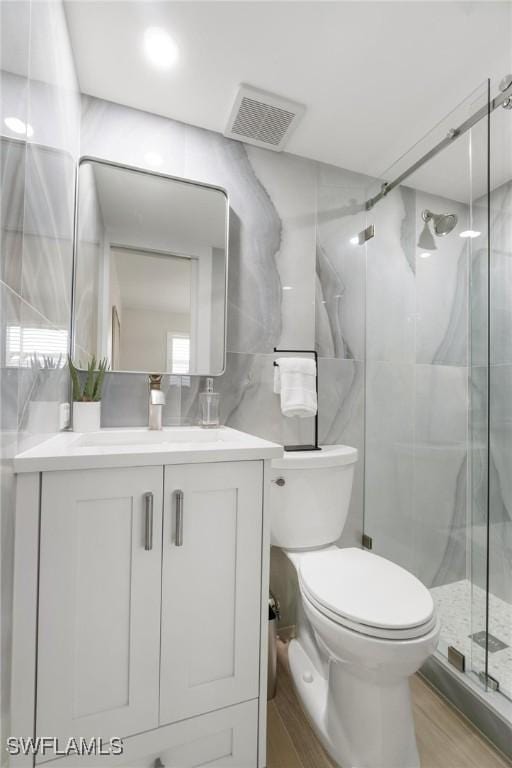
left=271, top=446, right=440, bottom=768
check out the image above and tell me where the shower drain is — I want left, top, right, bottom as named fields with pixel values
left=469, top=630, right=508, bottom=653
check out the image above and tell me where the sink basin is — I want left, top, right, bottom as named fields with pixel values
left=74, top=427, right=227, bottom=448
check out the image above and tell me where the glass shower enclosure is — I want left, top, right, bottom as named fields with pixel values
left=362, top=77, right=512, bottom=753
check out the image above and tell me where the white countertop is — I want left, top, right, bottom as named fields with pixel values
left=14, top=427, right=283, bottom=473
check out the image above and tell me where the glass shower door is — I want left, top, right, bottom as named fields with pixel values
left=467, top=82, right=491, bottom=692
left=484, top=81, right=512, bottom=701
left=363, top=81, right=491, bottom=685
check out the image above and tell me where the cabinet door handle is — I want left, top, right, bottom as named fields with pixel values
left=144, top=492, right=154, bottom=551
left=175, top=490, right=184, bottom=546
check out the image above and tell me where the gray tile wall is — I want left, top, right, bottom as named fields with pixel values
left=363, top=184, right=470, bottom=591
left=0, top=1, right=81, bottom=755
left=486, top=180, right=512, bottom=608
left=315, top=167, right=369, bottom=550
left=315, top=170, right=472, bottom=592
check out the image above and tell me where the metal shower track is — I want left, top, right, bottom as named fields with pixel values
left=365, top=75, right=512, bottom=210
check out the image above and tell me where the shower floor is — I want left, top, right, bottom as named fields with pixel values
left=431, top=579, right=512, bottom=700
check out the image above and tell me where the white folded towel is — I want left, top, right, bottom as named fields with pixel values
left=273, top=357, right=317, bottom=418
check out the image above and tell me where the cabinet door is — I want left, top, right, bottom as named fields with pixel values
left=37, top=467, right=163, bottom=746
left=160, top=461, right=263, bottom=725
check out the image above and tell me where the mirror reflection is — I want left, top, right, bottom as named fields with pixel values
left=73, top=159, right=228, bottom=375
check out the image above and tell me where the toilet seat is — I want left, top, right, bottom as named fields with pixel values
left=298, top=548, right=436, bottom=641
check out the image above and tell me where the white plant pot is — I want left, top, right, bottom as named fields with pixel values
left=73, top=401, right=101, bottom=433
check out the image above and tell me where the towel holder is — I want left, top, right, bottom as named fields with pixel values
left=273, top=347, right=321, bottom=452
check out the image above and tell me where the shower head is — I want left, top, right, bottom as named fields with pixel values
left=422, top=209, right=458, bottom=236
left=417, top=208, right=458, bottom=251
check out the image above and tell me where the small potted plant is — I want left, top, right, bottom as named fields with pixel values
left=68, top=356, right=108, bottom=433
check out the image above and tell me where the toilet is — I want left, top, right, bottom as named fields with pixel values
left=271, top=445, right=440, bottom=768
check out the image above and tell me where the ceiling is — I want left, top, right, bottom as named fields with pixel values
left=65, top=1, right=512, bottom=187
left=91, top=160, right=226, bottom=251
left=112, top=247, right=191, bottom=315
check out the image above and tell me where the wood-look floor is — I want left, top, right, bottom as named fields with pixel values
left=268, top=641, right=511, bottom=768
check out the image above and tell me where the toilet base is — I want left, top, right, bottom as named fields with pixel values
left=288, top=638, right=420, bottom=768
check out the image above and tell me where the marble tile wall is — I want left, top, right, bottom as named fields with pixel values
left=461, top=177, right=512, bottom=610
left=486, top=180, right=512, bottom=606
left=314, top=167, right=475, bottom=592
left=80, top=97, right=368, bottom=627
left=0, top=1, right=81, bottom=756
left=363, top=141, right=509, bottom=618
left=359, top=165, right=508, bottom=613
left=315, top=167, right=369, bottom=549
left=80, top=96, right=361, bottom=471
left=74, top=161, right=103, bottom=360
left=359, top=183, right=471, bottom=591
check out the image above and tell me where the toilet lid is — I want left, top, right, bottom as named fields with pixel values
left=299, top=548, right=434, bottom=632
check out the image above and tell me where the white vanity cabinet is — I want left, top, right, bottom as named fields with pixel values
left=11, top=429, right=280, bottom=768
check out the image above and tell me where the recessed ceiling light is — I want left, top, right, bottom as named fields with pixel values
left=419, top=252, right=431, bottom=259
left=144, top=27, right=179, bottom=69
left=4, top=116, right=34, bottom=137
left=349, top=236, right=359, bottom=245
left=144, top=151, right=163, bottom=168
left=459, top=230, right=481, bottom=239
left=282, top=286, right=293, bottom=291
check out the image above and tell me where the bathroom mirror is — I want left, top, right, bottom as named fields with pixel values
left=72, top=158, right=228, bottom=375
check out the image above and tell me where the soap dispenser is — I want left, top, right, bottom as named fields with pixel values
left=199, top=377, right=220, bottom=428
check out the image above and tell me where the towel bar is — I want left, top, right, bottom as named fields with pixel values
left=273, top=347, right=321, bottom=452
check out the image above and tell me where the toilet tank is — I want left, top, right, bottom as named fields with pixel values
left=270, top=445, right=358, bottom=550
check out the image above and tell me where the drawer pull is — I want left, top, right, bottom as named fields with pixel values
left=144, top=492, right=154, bottom=551
left=175, top=490, right=184, bottom=546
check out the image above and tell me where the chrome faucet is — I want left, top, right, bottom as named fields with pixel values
left=148, top=375, right=165, bottom=430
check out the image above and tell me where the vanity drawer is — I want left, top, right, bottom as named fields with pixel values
left=121, top=700, right=258, bottom=768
